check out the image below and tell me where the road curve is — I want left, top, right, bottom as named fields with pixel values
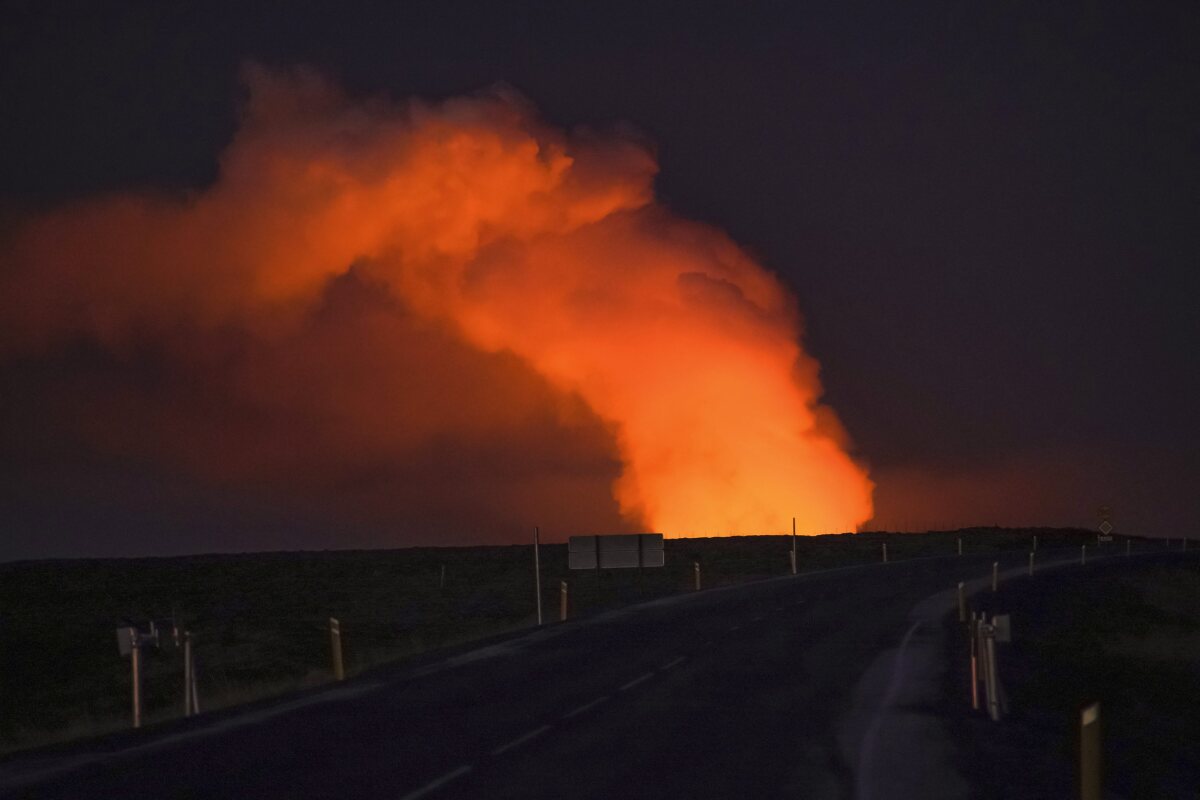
left=0, top=549, right=1104, bottom=799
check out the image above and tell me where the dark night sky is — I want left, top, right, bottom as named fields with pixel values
left=2, top=1, right=1197, bottom=559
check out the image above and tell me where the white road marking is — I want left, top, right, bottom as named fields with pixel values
left=490, top=724, right=551, bottom=756
left=619, top=672, right=655, bottom=692
left=563, top=695, right=610, bottom=719
left=855, top=621, right=923, bottom=800
left=660, top=656, right=687, bottom=670
left=398, top=764, right=473, bottom=800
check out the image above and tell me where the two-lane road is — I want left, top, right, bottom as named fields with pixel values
left=0, top=550, right=1084, bottom=799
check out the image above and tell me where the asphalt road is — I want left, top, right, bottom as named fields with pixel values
left=0, top=549, right=1094, bottom=799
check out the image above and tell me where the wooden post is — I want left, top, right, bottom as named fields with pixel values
left=693, top=561, right=701, bottom=591
left=957, top=582, right=966, bottom=623
left=969, top=613, right=979, bottom=710
left=992, top=561, right=999, bottom=593
left=559, top=580, right=568, bottom=622
left=533, top=526, right=543, bottom=626
left=1080, top=702, right=1101, bottom=800
left=131, top=641, right=142, bottom=729
left=329, top=617, right=345, bottom=682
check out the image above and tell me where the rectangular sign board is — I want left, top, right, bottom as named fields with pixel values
left=569, top=533, right=664, bottom=569
left=992, top=614, right=1012, bottom=643
left=116, top=626, right=137, bottom=657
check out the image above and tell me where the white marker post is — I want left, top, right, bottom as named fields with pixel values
left=992, top=562, right=999, bottom=593
left=183, top=631, right=194, bottom=717
left=957, top=582, right=966, bottom=623
left=694, top=561, right=701, bottom=591
left=790, top=517, right=798, bottom=575
left=186, top=632, right=199, bottom=715
left=329, top=617, right=345, bottom=682
left=882, top=543, right=888, bottom=564
left=1033, top=534, right=1038, bottom=552
left=957, top=537, right=962, bottom=556
left=559, top=580, right=569, bottom=622
left=534, top=526, right=543, bottom=626
left=984, top=627, right=1000, bottom=721
left=1081, top=544, right=1087, bottom=565
left=1029, top=552, right=1035, bottom=577
left=1080, top=702, right=1101, bottom=800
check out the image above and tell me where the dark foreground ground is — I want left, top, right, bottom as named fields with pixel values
left=947, top=546, right=1200, bottom=798
left=0, top=527, right=1096, bottom=755
left=0, top=547, right=1043, bottom=799
left=1, top=538, right=1185, bottom=799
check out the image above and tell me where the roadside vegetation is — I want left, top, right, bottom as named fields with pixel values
left=950, top=553, right=1200, bottom=797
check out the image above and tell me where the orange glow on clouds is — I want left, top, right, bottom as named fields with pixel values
left=0, top=67, right=872, bottom=537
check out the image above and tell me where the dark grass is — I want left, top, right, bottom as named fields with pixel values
left=0, top=525, right=1098, bottom=756
left=944, top=549, right=1200, bottom=798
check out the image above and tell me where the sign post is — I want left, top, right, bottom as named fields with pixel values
left=1097, top=506, right=1113, bottom=542
left=117, top=624, right=158, bottom=729
left=131, top=640, right=142, bottom=728
left=534, top=526, right=543, bottom=626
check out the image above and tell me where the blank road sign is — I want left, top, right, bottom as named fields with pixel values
left=569, top=534, right=664, bottom=569
left=116, top=626, right=137, bottom=657
left=992, top=614, right=1012, bottom=643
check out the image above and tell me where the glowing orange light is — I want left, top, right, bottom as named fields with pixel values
left=0, top=67, right=873, bottom=537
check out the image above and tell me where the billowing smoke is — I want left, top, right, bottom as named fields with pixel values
left=0, top=67, right=872, bottom=541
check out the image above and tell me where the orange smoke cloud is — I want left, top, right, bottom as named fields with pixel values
left=0, top=66, right=872, bottom=538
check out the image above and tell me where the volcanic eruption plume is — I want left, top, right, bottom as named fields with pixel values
left=0, top=67, right=873, bottom=539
